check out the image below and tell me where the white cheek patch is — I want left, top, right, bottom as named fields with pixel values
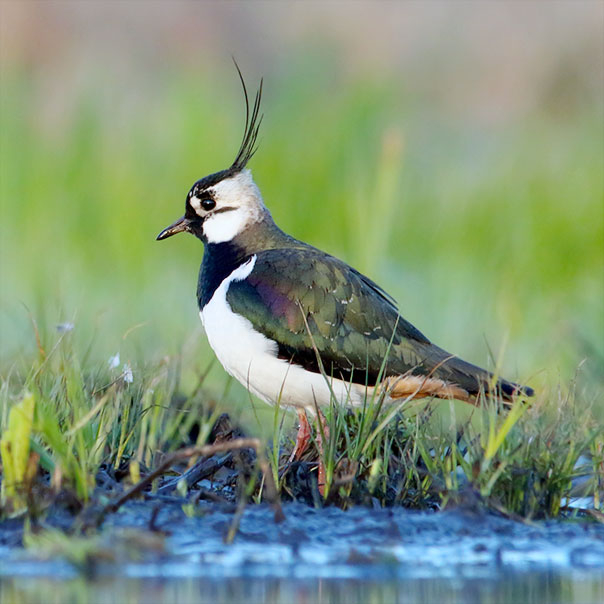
left=203, top=208, right=249, bottom=243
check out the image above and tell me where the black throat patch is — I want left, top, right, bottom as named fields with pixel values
left=197, top=241, right=251, bottom=308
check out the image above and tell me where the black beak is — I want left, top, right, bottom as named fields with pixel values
left=157, top=216, right=188, bottom=240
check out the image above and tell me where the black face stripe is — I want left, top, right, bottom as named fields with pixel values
left=184, top=200, right=200, bottom=220
left=211, top=206, right=237, bottom=215
left=191, top=189, right=215, bottom=200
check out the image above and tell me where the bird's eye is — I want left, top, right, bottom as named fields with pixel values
left=201, top=198, right=216, bottom=211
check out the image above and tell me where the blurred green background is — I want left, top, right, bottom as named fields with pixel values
left=1, top=2, right=602, bottom=415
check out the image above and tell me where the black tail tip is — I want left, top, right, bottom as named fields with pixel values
left=501, top=381, right=535, bottom=399
left=522, top=385, right=535, bottom=397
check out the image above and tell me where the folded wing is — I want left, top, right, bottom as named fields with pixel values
left=226, top=247, right=532, bottom=402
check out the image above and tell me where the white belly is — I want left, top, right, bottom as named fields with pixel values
left=200, top=256, right=365, bottom=409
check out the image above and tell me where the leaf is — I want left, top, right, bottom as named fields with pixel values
left=1, top=392, right=36, bottom=512
left=484, top=401, right=527, bottom=464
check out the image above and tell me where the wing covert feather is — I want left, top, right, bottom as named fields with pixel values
left=226, top=247, right=431, bottom=385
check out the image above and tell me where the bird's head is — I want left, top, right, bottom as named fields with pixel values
left=157, top=67, right=267, bottom=245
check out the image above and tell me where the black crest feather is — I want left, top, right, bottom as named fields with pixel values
left=231, top=61, right=263, bottom=172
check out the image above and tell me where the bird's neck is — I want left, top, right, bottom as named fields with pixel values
left=197, top=215, right=300, bottom=308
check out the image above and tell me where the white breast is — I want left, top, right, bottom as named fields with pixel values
left=200, top=256, right=365, bottom=409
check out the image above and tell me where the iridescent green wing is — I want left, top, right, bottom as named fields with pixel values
left=226, top=247, right=431, bottom=385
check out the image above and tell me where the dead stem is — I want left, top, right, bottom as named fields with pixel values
left=93, top=438, right=284, bottom=529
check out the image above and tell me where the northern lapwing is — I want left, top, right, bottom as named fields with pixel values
left=157, top=70, right=534, bottom=466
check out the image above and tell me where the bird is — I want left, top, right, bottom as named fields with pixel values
left=157, top=69, right=534, bottom=464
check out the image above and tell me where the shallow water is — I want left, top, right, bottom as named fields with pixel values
left=3, top=572, right=603, bottom=604
left=1, top=502, right=603, bottom=603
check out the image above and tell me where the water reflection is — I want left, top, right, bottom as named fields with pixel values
left=2, top=571, right=604, bottom=604
left=2, top=504, right=604, bottom=603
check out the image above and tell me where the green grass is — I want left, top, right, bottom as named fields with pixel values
left=0, top=328, right=217, bottom=513
left=272, top=357, right=602, bottom=517
left=1, top=63, right=603, bottom=524
left=1, top=328, right=601, bottom=521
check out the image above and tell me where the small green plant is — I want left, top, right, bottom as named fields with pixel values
left=275, top=372, right=601, bottom=518
left=0, top=328, right=217, bottom=516
left=1, top=391, right=36, bottom=514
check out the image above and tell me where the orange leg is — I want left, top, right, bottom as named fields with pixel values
left=289, top=408, right=312, bottom=462
left=315, top=409, right=330, bottom=496
left=289, top=408, right=330, bottom=497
